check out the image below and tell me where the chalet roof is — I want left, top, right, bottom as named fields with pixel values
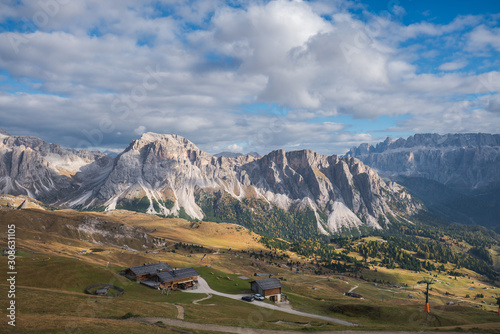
left=140, top=280, right=160, bottom=289
left=157, top=267, right=199, bottom=283
left=129, top=262, right=172, bottom=276
left=251, top=278, right=283, bottom=290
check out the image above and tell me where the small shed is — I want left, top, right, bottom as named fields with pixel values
left=126, top=262, right=172, bottom=281
left=96, top=287, right=109, bottom=296
left=157, top=267, right=199, bottom=290
left=250, top=278, right=283, bottom=302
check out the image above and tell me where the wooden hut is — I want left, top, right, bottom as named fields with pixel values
left=250, top=278, right=283, bottom=302
left=125, top=262, right=172, bottom=281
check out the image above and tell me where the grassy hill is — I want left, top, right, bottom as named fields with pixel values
left=1, top=199, right=499, bottom=333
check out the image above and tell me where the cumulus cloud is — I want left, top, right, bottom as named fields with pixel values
left=438, top=61, right=467, bottom=71
left=226, top=144, right=243, bottom=152
left=134, top=125, right=147, bottom=135
left=0, top=0, right=498, bottom=156
left=467, top=25, right=500, bottom=52
left=487, top=94, right=500, bottom=113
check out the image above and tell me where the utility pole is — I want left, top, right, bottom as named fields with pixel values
left=418, top=278, right=435, bottom=313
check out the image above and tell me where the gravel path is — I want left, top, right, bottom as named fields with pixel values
left=174, top=304, right=185, bottom=319
left=183, top=277, right=357, bottom=326
left=193, top=293, right=215, bottom=305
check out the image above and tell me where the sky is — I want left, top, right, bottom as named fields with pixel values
left=0, top=0, right=499, bottom=156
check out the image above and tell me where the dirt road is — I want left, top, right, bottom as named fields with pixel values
left=183, top=277, right=356, bottom=326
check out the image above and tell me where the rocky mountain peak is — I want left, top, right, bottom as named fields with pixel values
left=138, top=132, right=191, bottom=145
left=129, top=133, right=196, bottom=151
left=0, top=131, right=424, bottom=237
left=348, top=133, right=500, bottom=191
left=122, top=132, right=212, bottom=165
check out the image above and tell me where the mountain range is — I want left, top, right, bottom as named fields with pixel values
left=0, top=129, right=422, bottom=238
left=3, top=129, right=499, bottom=237
left=348, top=133, right=500, bottom=232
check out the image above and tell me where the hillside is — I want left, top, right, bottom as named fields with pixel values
left=1, top=201, right=499, bottom=333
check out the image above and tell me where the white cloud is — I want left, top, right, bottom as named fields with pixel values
left=438, top=61, right=467, bottom=71
left=0, top=0, right=498, bottom=156
left=467, top=25, right=500, bottom=52
left=134, top=125, right=147, bottom=135
left=227, top=144, right=243, bottom=152
left=487, top=94, right=500, bottom=113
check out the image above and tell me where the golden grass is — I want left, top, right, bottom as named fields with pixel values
left=97, top=210, right=266, bottom=250
left=1, top=204, right=499, bottom=332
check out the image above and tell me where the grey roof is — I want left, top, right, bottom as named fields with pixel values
left=251, top=278, right=283, bottom=290
left=129, top=262, right=172, bottom=276
left=157, top=267, right=199, bottom=283
left=140, top=280, right=160, bottom=288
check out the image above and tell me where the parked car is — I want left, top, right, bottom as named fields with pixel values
left=241, top=296, right=255, bottom=302
left=253, top=294, right=265, bottom=301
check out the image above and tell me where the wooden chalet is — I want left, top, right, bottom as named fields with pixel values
left=250, top=277, right=283, bottom=302
left=125, top=262, right=172, bottom=281
left=157, top=267, right=200, bottom=290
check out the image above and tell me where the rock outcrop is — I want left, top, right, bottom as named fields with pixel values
left=0, top=131, right=422, bottom=235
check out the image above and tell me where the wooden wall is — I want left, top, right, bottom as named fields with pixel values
left=263, top=287, right=281, bottom=297
left=160, top=276, right=199, bottom=290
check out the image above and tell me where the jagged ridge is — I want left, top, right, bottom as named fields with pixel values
left=0, top=131, right=422, bottom=236
left=347, top=133, right=500, bottom=191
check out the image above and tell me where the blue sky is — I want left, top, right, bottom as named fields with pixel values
left=0, top=0, right=499, bottom=155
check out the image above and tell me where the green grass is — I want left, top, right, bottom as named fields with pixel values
left=181, top=294, right=344, bottom=331
left=3, top=240, right=500, bottom=333
left=15, top=313, right=226, bottom=334
left=195, top=266, right=253, bottom=294
left=0, top=285, right=177, bottom=319
left=116, top=196, right=150, bottom=213
left=14, top=256, right=130, bottom=293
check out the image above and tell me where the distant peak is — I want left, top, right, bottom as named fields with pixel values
left=383, top=136, right=394, bottom=144
left=135, top=132, right=198, bottom=148
left=247, top=152, right=261, bottom=158
left=125, top=132, right=209, bottom=158
left=139, top=132, right=186, bottom=142
left=0, top=128, right=11, bottom=137
left=214, top=151, right=243, bottom=158
left=214, top=151, right=261, bottom=159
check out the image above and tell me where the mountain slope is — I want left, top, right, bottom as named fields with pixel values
left=347, top=133, right=500, bottom=191
left=0, top=132, right=113, bottom=204
left=0, top=131, right=422, bottom=237
left=71, top=133, right=421, bottom=236
left=348, top=133, right=500, bottom=230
